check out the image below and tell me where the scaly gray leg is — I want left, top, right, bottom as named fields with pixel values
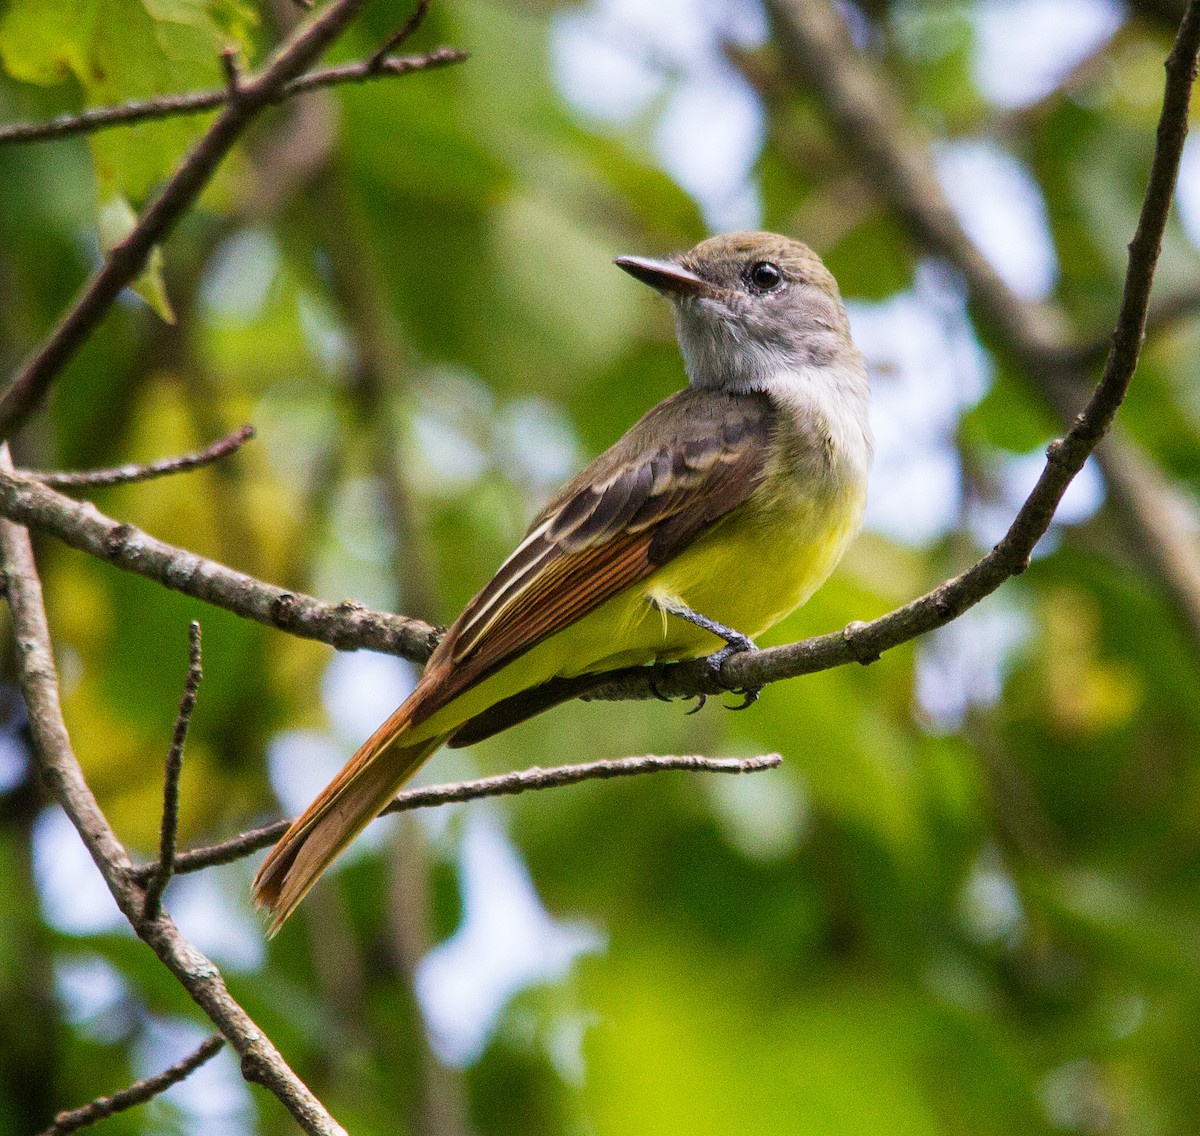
left=651, top=597, right=762, bottom=711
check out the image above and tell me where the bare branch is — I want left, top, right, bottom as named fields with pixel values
left=143, top=621, right=203, bottom=921
left=0, top=0, right=427, bottom=440
left=132, top=817, right=284, bottom=881
left=369, top=0, right=432, bottom=70
left=38, top=1035, right=225, bottom=1136
left=762, top=0, right=1200, bottom=656
left=0, top=48, right=467, bottom=150
left=31, top=425, right=254, bottom=489
left=0, top=475, right=137, bottom=887
left=0, top=463, right=440, bottom=661
left=0, top=448, right=347, bottom=1136
left=129, top=753, right=781, bottom=879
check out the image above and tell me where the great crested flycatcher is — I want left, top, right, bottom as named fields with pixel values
left=254, top=231, right=873, bottom=931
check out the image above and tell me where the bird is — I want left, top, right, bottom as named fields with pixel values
left=253, top=231, right=872, bottom=933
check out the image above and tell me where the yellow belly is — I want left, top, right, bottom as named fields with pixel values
left=412, top=477, right=865, bottom=742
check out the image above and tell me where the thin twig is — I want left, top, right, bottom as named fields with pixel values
left=0, top=0, right=437, bottom=440
left=130, top=753, right=782, bottom=880
left=31, top=425, right=254, bottom=489
left=0, top=49, right=467, bottom=149
left=38, top=1035, right=225, bottom=1136
left=369, top=0, right=431, bottom=70
left=0, top=447, right=347, bottom=1135
left=143, top=621, right=203, bottom=921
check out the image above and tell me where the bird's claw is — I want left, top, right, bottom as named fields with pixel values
left=725, top=686, right=761, bottom=711
left=705, top=632, right=760, bottom=711
left=648, top=663, right=674, bottom=704
left=649, top=662, right=705, bottom=713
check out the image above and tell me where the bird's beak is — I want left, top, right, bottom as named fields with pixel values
left=614, top=255, right=713, bottom=298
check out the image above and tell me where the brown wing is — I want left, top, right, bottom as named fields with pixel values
left=408, top=388, right=775, bottom=728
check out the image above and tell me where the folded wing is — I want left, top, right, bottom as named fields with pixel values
left=409, top=388, right=776, bottom=728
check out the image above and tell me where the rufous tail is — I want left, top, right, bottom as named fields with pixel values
left=252, top=719, right=445, bottom=935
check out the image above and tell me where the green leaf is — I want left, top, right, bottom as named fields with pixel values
left=97, top=194, right=175, bottom=322
left=0, top=0, right=257, bottom=200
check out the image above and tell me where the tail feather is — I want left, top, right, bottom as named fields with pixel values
left=253, top=717, right=444, bottom=935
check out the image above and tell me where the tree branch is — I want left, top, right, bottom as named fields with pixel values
left=130, top=753, right=782, bottom=879
left=0, top=0, right=453, bottom=440
left=30, top=425, right=254, bottom=489
left=0, top=48, right=467, bottom=149
left=0, top=463, right=440, bottom=661
left=0, top=449, right=348, bottom=1136
left=142, top=621, right=203, bottom=921
left=762, top=0, right=1200, bottom=656
left=38, top=1035, right=225, bottom=1136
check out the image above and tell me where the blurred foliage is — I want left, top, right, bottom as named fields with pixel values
left=1, top=1, right=1200, bottom=1134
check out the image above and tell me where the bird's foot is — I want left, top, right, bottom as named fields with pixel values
left=651, top=598, right=762, bottom=711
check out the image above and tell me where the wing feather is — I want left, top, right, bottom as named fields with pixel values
left=413, top=389, right=775, bottom=728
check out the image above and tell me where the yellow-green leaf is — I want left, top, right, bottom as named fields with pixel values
left=97, top=194, right=175, bottom=323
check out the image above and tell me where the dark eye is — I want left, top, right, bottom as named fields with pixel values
left=748, top=261, right=783, bottom=292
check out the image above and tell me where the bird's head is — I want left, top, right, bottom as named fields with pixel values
left=616, top=231, right=861, bottom=394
